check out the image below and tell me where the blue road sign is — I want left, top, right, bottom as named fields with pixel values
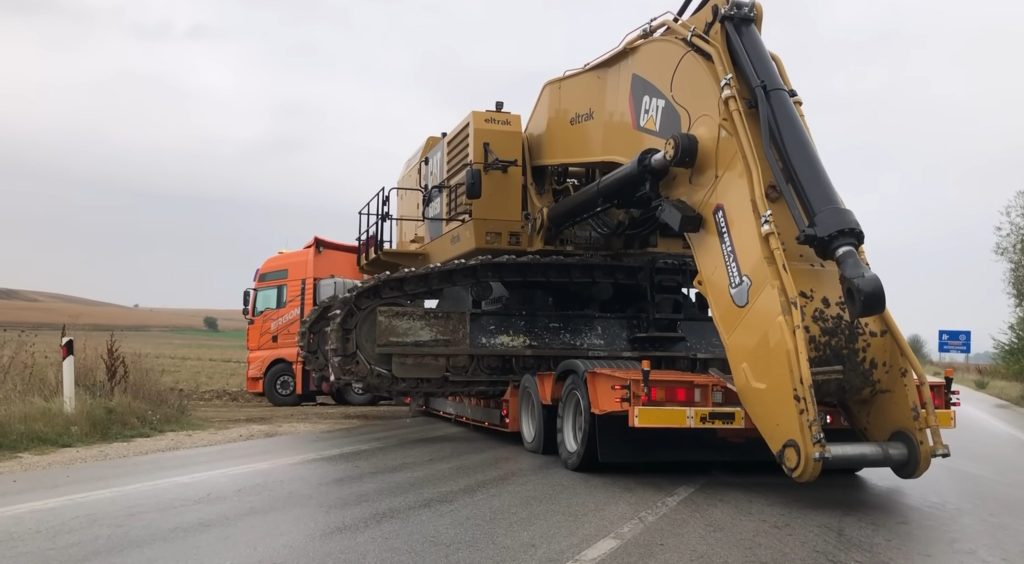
left=938, top=330, right=971, bottom=354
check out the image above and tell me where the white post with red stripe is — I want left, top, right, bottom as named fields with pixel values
left=61, top=337, right=75, bottom=413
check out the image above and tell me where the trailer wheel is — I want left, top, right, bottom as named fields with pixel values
left=264, top=364, right=302, bottom=407
left=329, top=387, right=348, bottom=405
left=519, top=374, right=555, bottom=454
left=341, top=385, right=380, bottom=406
left=557, top=373, right=599, bottom=471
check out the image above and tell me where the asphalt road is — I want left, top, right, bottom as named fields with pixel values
left=1, top=387, right=1022, bottom=564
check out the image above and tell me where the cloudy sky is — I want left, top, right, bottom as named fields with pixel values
left=1, top=0, right=1020, bottom=353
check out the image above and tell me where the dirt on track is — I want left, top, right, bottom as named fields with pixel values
left=0, top=399, right=413, bottom=475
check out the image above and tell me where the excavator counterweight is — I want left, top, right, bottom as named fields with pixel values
left=301, top=0, right=949, bottom=482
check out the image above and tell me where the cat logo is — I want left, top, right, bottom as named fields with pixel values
left=424, top=187, right=444, bottom=241
left=639, top=97, right=666, bottom=131
left=629, top=74, right=682, bottom=140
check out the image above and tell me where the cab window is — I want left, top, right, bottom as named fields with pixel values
left=258, top=269, right=288, bottom=283
left=253, top=285, right=286, bottom=316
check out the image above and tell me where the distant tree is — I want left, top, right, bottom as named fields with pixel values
left=203, top=316, right=220, bottom=332
left=133, top=303, right=139, bottom=308
left=994, top=318, right=1024, bottom=380
left=994, top=190, right=1024, bottom=308
left=971, top=350, right=996, bottom=364
left=906, top=334, right=931, bottom=364
left=994, top=189, right=1024, bottom=378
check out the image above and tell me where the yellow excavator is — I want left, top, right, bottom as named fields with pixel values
left=301, top=0, right=950, bottom=482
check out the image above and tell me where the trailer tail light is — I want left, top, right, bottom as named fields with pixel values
left=643, top=385, right=690, bottom=404
left=920, top=380, right=961, bottom=410
left=920, top=382, right=950, bottom=410
left=500, top=400, right=510, bottom=424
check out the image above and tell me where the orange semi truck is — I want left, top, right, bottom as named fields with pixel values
left=242, top=236, right=382, bottom=406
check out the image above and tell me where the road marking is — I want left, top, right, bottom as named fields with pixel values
left=0, top=428, right=457, bottom=518
left=967, top=406, right=1024, bottom=442
left=567, top=479, right=704, bottom=564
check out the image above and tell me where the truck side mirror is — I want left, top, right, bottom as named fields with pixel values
left=242, top=306, right=250, bottom=317
left=465, top=168, right=482, bottom=200
left=243, top=288, right=251, bottom=307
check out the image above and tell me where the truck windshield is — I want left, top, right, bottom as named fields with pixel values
left=253, top=285, right=285, bottom=316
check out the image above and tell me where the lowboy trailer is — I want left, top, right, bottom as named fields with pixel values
left=423, top=361, right=957, bottom=472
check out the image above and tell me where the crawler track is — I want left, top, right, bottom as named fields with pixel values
left=300, top=254, right=726, bottom=396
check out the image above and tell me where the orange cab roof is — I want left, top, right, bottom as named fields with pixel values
left=302, top=236, right=357, bottom=254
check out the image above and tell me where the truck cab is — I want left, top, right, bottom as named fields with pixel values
left=242, top=236, right=362, bottom=406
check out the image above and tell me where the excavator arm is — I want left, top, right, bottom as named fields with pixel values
left=527, top=0, right=948, bottom=481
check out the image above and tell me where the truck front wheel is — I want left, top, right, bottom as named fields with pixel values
left=264, top=364, right=302, bottom=407
left=556, top=373, right=599, bottom=471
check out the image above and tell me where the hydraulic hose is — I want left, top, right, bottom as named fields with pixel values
left=722, top=2, right=884, bottom=318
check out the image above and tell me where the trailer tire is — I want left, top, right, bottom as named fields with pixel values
left=341, top=385, right=380, bottom=406
left=264, top=364, right=302, bottom=407
left=557, top=373, right=599, bottom=471
left=519, top=374, right=555, bottom=454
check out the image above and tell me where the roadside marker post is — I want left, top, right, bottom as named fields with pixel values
left=61, top=337, right=75, bottom=413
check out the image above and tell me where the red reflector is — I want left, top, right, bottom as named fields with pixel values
left=951, top=401, right=960, bottom=407
left=500, top=407, right=509, bottom=417
left=643, top=386, right=689, bottom=403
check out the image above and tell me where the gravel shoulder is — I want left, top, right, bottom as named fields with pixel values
left=0, top=399, right=411, bottom=475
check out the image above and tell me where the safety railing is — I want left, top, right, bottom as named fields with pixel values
left=356, top=187, right=425, bottom=265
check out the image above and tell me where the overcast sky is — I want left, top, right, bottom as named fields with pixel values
left=1, top=0, right=1020, bottom=353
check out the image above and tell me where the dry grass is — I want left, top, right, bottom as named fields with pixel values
left=928, top=362, right=1024, bottom=407
left=0, top=329, right=199, bottom=454
left=0, top=288, right=245, bottom=331
left=1, top=328, right=247, bottom=393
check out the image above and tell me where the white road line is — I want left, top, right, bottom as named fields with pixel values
left=0, top=428, right=456, bottom=518
left=567, top=479, right=704, bottom=564
left=966, top=406, right=1024, bottom=442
